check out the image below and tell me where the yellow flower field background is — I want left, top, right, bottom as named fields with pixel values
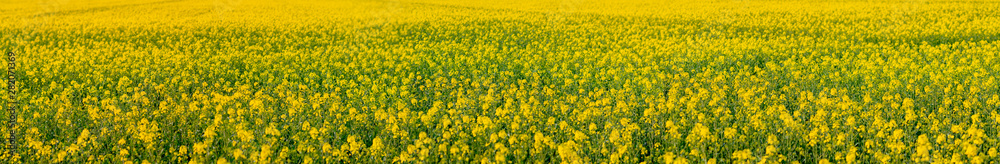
left=2, top=0, right=1000, bottom=163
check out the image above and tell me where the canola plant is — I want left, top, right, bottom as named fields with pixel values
left=1, top=0, right=1000, bottom=163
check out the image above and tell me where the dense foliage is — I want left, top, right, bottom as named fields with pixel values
left=2, top=0, right=1000, bottom=163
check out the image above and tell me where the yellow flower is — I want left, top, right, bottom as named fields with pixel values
left=765, top=145, right=777, bottom=155
left=732, top=149, right=753, bottom=160
left=370, top=137, right=384, bottom=152
left=119, top=149, right=130, bottom=157
left=965, top=143, right=980, bottom=157
left=238, top=128, right=255, bottom=143
left=914, top=135, right=931, bottom=162
left=249, top=99, right=264, bottom=110
left=767, top=135, right=778, bottom=145
left=573, top=130, right=588, bottom=141
left=557, top=141, right=581, bottom=164
left=673, top=156, right=689, bottom=164
left=724, top=127, right=737, bottom=139
left=989, top=148, right=998, bottom=158
left=259, top=145, right=271, bottom=162
left=193, top=142, right=208, bottom=154
left=77, top=129, right=90, bottom=145
left=846, top=147, right=857, bottom=164
left=204, top=125, right=217, bottom=139
left=688, top=123, right=712, bottom=142
left=661, top=152, right=676, bottom=163
left=266, top=125, right=281, bottom=136
left=901, top=98, right=914, bottom=110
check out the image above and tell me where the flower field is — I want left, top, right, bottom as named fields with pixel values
left=2, top=0, right=1000, bottom=163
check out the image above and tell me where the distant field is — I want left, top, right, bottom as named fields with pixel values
left=2, top=0, right=1000, bottom=163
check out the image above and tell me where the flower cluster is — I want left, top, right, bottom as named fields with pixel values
left=2, top=0, right=1000, bottom=163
